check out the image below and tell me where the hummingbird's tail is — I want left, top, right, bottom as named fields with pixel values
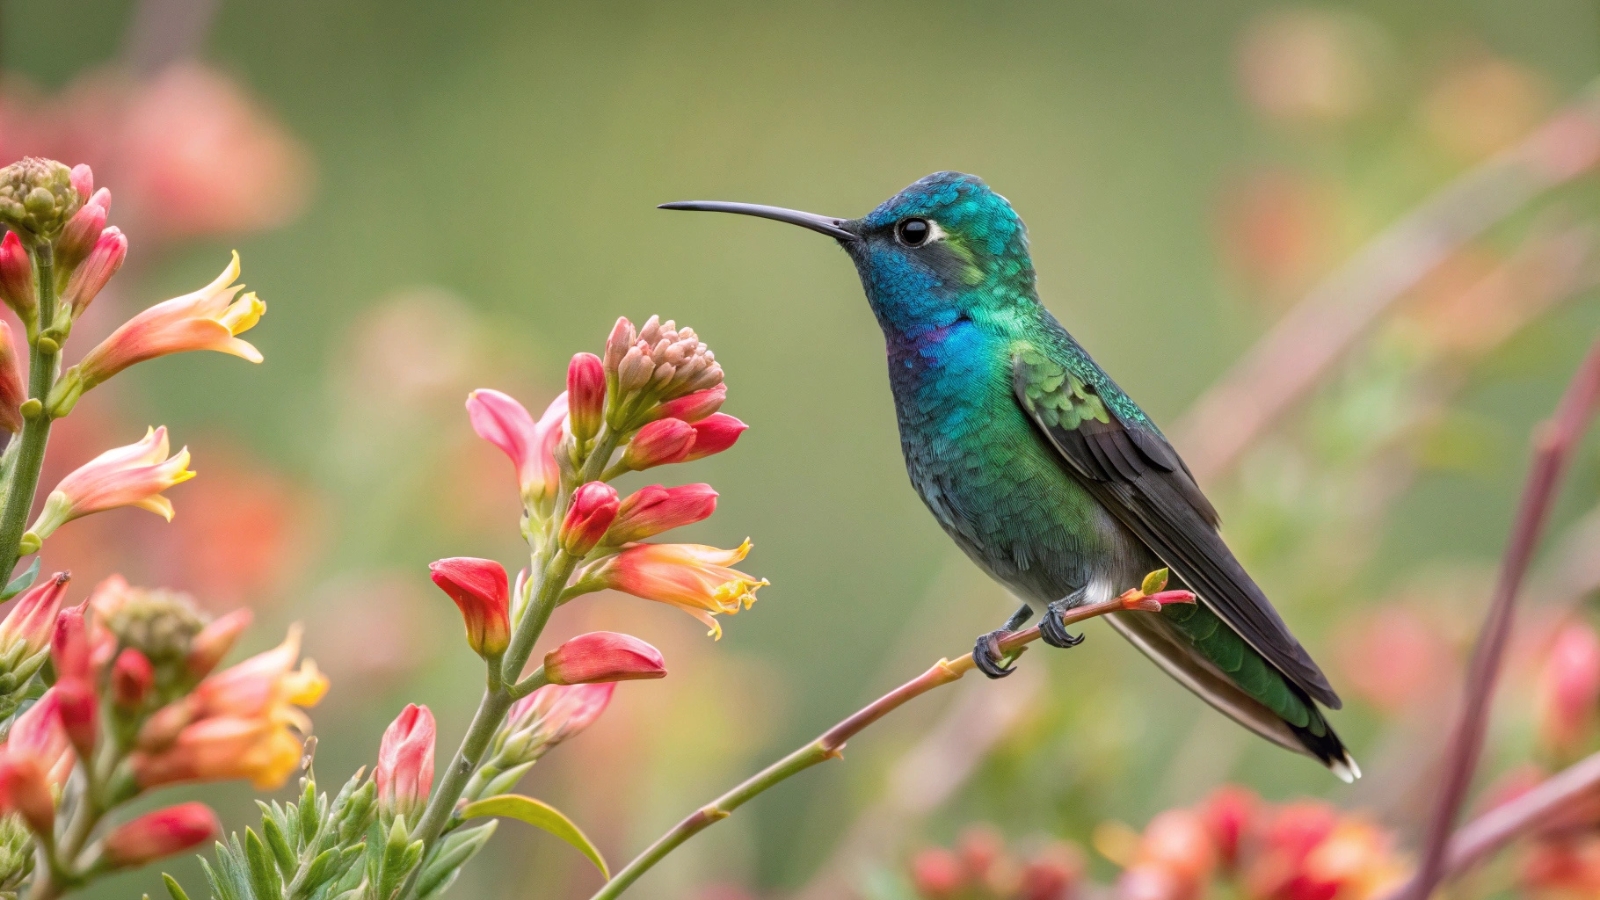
left=1103, top=608, right=1360, bottom=782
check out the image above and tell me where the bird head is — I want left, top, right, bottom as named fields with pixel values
left=662, top=172, right=1037, bottom=338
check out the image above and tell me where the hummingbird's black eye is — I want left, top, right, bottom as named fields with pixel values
left=896, top=218, right=931, bottom=247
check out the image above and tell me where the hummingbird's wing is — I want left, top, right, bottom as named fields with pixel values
left=1010, top=346, right=1342, bottom=709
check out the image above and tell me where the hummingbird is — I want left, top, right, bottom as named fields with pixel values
left=661, top=172, right=1356, bottom=781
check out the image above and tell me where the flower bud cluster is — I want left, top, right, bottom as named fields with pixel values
left=0, top=158, right=81, bottom=242
left=0, top=567, right=320, bottom=886
left=603, top=315, right=724, bottom=430
left=465, top=315, right=762, bottom=645
left=0, top=157, right=293, bottom=897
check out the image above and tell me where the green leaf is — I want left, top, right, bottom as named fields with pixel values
left=262, top=816, right=296, bottom=876
left=244, top=828, right=283, bottom=899
left=416, top=822, right=496, bottom=898
left=461, top=794, right=608, bottom=878
left=0, top=559, right=40, bottom=601
left=161, top=874, right=193, bottom=900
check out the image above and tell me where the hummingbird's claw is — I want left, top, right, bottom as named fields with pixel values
left=972, top=630, right=1016, bottom=679
left=1039, top=599, right=1086, bottom=649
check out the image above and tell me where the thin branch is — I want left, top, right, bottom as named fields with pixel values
left=1441, top=749, right=1600, bottom=881
left=586, top=589, right=1194, bottom=900
left=1401, top=336, right=1600, bottom=900
left=1172, top=78, right=1600, bottom=485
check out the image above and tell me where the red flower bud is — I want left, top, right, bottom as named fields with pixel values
left=0, top=322, right=21, bottom=435
left=375, top=704, right=434, bottom=821
left=560, top=482, right=620, bottom=556
left=51, top=604, right=90, bottom=683
left=62, top=225, right=127, bottom=318
left=56, top=187, right=109, bottom=272
left=682, top=413, right=746, bottom=461
left=567, top=352, right=606, bottom=442
left=1197, top=785, right=1258, bottom=870
left=55, top=677, right=98, bottom=760
left=1018, top=842, right=1083, bottom=900
left=0, top=572, right=70, bottom=658
left=186, top=608, right=253, bottom=679
left=656, top=384, right=725, bottom=423
left=69, top=164, right=93, bottom=202
left=101, top=802, right=219, bottom=868
left=910, top=848, right=967, bottom=898
left=609, top=483, right=717, bottom=543
left=621, top=418, right=696, bottom=471
left=0, top=755, right=53, bottom=836
left=1538, top=621, right=1600, bottom=756
left=544, top=632, right=667, bottom=685
left=429, top=557, right=510, bottom=658
left=112, top=648, right=155, bottom=709
left=0, top=231, right=35, bottom=321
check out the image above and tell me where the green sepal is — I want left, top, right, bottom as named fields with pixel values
left=203, top=841, right=252, bottom=900
left=299, top=778, right=321, bottom=843
left=1140, top=567, right=1169, bottom=595
left=461, top=794, right=608, bottom=878
left=0, top=558, right=39, bottom=601
left=370, top=816, right=423, bottom=900
left=161, top=873, right=193, bottom=900
left=416, top=821, right=497, bottom=898
left=299, top=845, right=342, bottom=892
left=477, top=760, right=535, bottom=799
left=244, top=828, right=283, bottom=899
left=260, top=815, right=295, bottom=877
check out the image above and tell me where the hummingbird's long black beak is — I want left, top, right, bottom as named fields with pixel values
left=658, top=201, right=857, bottom=241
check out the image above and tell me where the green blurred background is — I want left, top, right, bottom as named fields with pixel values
left=6, top=1, right=1600, bottom=897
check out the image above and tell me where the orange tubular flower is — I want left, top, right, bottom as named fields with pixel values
left=131, top=625, right=326, bottom=790
left=26, top=426, right=195, bottom=545
left=579, top=540, right=766, bottom=638
left=466, top=389, right=568, bottom=510
left=186, top=608, right=253, bottom=679
left=56, top=251, right=264, bottom=411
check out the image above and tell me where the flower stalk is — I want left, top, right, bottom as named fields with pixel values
left=0, top=242, right=59, bottom=585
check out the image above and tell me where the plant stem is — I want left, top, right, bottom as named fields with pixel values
left=0, top=244, right=58, bottom=585
left=1401, top=336, right=1600, bottom=900
left=402, top=426, right=622, bottom=899
left=587, top=590, right=1185, bottom=900
left=406, top=687, right=512, bottom=849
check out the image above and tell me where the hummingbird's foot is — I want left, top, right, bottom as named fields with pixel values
left=1039, top=598, right=1086, bottom=649
left=972, top=630, right=1016, bottom=679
